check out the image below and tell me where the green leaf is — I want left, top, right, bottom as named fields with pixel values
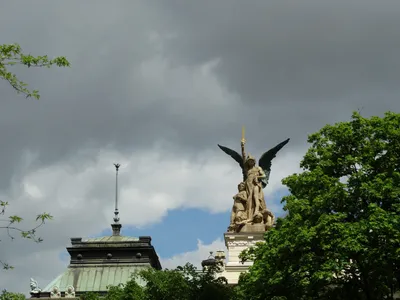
left=8, top=215, right=22, bottom=223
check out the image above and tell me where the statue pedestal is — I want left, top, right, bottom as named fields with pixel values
left=219, top=231, right=265, bottom=285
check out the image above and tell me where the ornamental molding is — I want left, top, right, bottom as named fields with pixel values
left=227, top=240, right=260, bottom=247
left=65, top=285, right=76, bottom=298
left=50, top=286, right=61, bottom=298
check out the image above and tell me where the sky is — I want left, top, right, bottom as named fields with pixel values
left=1, top=0, right=400, bottom=294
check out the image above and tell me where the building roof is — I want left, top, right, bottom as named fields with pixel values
left=42, top=263, right=148, bottom=292
left=30, top=233, right=161, bottom=298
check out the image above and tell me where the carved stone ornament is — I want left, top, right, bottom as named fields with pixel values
left=30, top=278, right=42, bottom=294
left=226, top=240, right=260, bottom=247
left=65, top=285, right=76, bottom=298
left=50, top=286, right=61, bottom=298
left=216, top=259, right=226, bottom=273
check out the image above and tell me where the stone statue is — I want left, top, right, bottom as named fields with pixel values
left=30, top=278, right=41, bottom=294
left=215, top=250, right=226, bottom=273
left=228, top=182, right=248, bottom=232
left=218, top=127, right=289, bottom=232
left=50, top=286, right=61, bottom=298
left=243, top=154, right=266, bottom=223
left=65, top=285, right=76, bottom=298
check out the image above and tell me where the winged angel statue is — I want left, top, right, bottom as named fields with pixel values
left=218, top=129, right=289, bottom=233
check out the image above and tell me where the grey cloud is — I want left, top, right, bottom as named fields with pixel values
left=4, top=1, right=398, bottom=187
left=160, top=1, right=400, bottom=101
left=1, top=1, right=243, bottom=185
left=1, top=0, right=400, bottom=293
left=155, top=0, right=400, bottom=150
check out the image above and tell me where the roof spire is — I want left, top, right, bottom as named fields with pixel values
left=111, top=163, right=121, bottom=236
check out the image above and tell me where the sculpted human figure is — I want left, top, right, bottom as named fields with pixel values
left=228, top=182, right=248, bottom=232
left=218, top=128, right=289, bottom=232
left=243, top=155, right=267, bottom=223
left=262, top=209, right=274, bottom=228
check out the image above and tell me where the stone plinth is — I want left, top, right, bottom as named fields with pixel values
left=219, top=231, right=264, bottom=285
left=239, top=223, right=266, bottom=233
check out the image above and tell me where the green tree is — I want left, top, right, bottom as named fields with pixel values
left=80, top=263, right=234, bottom=300
left=0, top=290, right=25, bottom=300
left=1, top=43, right=69, bottom=269
left=236, top=112, right=400, bottom=300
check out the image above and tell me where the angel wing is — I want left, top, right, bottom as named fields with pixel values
left=217, top=144, right=245, bottom=178
left=258, top=138, right=290, bottom=188
left=217, top=144, right=243, bottom=168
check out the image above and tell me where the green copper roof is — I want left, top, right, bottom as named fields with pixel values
left=42, top=264, right=149, bottom=292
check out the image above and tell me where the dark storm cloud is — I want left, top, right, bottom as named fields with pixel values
left=160, top=0, right=400, bottom=101
left=0, top=2, right=243, bottom=179
left=2, top=0, right=400, bottom=188
left=2, top=0, right=400, bottom=294
left=153, top=0, right=400, bottom=155
left=0, top=1, right=206, bottom=188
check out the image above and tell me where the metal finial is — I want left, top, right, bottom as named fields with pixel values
left=113, top=164, right=120, bottom=224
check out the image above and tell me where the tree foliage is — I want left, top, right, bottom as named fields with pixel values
left=0, top=290, right=25, bottom=300
left=1, top=43, right=69, bottom=270
left=236, top=112, right=400, bottom=300
left=1, top=43, right=70, bottom=99
left=80, top=263, right=234, bottom=300
left=0, top=200, right=52, bottom=269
